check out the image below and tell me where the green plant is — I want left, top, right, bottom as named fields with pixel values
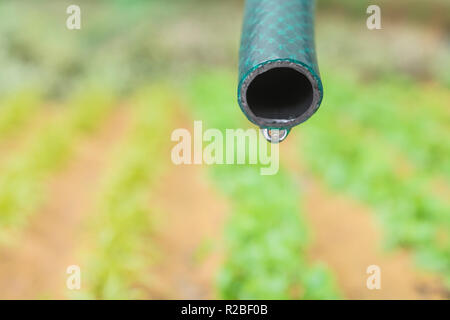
left=186, top=70, right=341, bottom=299
left=300, top=73, right=450, bottom=287
left=78, top=85, right=174, bottom=299
left=0, top=88, right=115, bottom=242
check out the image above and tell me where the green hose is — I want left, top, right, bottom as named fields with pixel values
left=238, top=0, right=323, bottom=139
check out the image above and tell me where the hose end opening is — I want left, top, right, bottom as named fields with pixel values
left=240, top=61, right=322, bottom=129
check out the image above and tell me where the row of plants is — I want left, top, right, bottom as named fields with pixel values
left=76, top=86, right=174, bottom=299
left=300, top=73, right=449, bottom=288
left=0, top=88, right=115, bottom=243
left=322, top=72, right=449, bottom=180
left=185, top=71, right=341, bottom=299
left=0, top=89, right=41, bottom=140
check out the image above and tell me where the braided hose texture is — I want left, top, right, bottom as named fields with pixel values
left=238, top=0, right=323, bottom=130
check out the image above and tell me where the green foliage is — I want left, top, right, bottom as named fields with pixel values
left=186, top=71, right=341, bottom=299
left=323, top=73, right=449, bottom=179
left=301, top=73, right=450, bottom=287
left=78, top=86, right=174, bottom=299
left=0, top=88, right=115, bottom=242
left=0, top=90, right=41, bottom=138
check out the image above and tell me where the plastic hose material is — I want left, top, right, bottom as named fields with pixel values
left=238, top=0, right=323, bottom=131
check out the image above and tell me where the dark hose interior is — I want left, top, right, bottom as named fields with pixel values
left=245, top=67, right=314, bottom=120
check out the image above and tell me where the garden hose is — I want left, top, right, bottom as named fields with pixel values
left=238, top=0, right=323, bottom=143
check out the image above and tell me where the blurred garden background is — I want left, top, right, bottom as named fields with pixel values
left=0, top=0, right=448, bottom=299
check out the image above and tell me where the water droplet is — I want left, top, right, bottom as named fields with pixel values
left=261, top=128, right=289, bottom=144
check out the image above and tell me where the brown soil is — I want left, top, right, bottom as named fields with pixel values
left=281, top=137, right=447, bottom=300
left=146, top=120, right=227, bottom=300
left=0, top=108, right=131, bottom=299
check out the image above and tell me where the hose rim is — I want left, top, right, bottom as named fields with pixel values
left=238, top=59, right=323, bottom=129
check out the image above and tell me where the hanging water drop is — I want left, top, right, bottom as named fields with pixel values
left=261, top=128, right=289, bottom=144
